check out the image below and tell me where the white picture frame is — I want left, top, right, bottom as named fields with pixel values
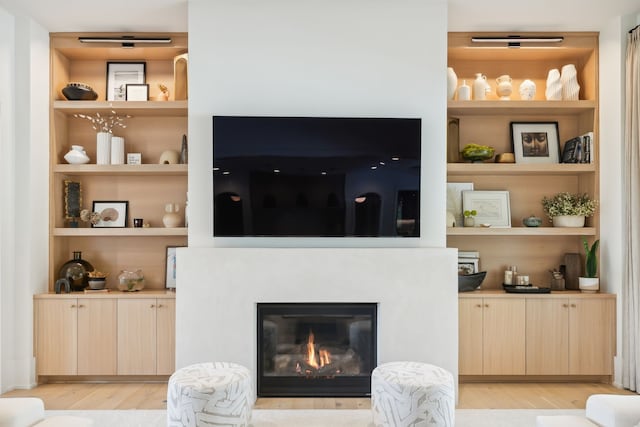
left=125, top=83, right=149, bottom=101
left=462, top=190, right=511, bottom=228
left=510, top=121, right=560, bottom=164
left=127, top=153, right=142, bottom=165
left=165, top=246, right=184, bottom=289
left=106, top=62, right=146, bottom=101
left=447, top=182, right=474, bottom=227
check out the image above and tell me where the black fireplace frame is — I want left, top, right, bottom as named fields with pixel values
left=257, top=302, right=377, bottom=397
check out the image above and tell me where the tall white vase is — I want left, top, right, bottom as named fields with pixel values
left=96, top=132, right=112, bottom=165
left=447, top=67, right=458, bottom=100
left=560, top=64, right=580, bottom=100
left=545, top=69, right=562, bottom=100
left=110, top=136, right=125, bottom=165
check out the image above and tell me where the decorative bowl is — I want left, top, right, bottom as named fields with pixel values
left=461, top=144, right=495, bottom=163
left=523, top=215, right=543, bottom=227
left=87, top=277, right=106, bottom=290
left=62, top=82, right=98, bottom=101
left=458, top=271, right=487, bottom=292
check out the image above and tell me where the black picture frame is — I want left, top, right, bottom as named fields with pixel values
left=510, top=121, right=560, bottom=164
left=125, top=83, right=149, bottom=101
left=92, top=200, right=129, bottom=228
left=106, top=61, right=146, bottom=101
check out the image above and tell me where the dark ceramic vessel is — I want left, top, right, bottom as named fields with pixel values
left=458, top=271, right=487, bottom=292
left=59, top=251, right=94, bottom=291
left=62, top=83, right=98, bottom=101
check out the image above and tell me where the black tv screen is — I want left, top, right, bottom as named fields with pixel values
left=213, top=116, right=421, bottom=237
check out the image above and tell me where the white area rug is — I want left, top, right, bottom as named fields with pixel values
left=47, top=408, right=586, bottom=427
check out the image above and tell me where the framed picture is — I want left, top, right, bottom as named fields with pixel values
left=63, top=180, right=82, bottom=220
left=462, top=190, right=511, bottom=228
left=447, top=182, right=474, bottom=227
left=106, top=62, right=146, bottom=101
left=165, top=246, right=185, bottom=289
left=458, top=258, right=479, bottom=275
left=125, top=83, right=149, bottom=101
left=92, top=201, right=129, bottom=228
left=510, top=121, right=560, bottom=164
left=127, top=153, right=142, bottom=165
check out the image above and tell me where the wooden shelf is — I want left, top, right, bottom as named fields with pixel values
left=447, top=163, right=595, bottom=176
left=53, top=227, right=187, bottom=237
left=447, top=227, right=596, bottom=236
left=447, top=100, right=596, bottom=116
left=53, top=100, right=187, bottom=116
left=53, top=164, right=187, bottom=176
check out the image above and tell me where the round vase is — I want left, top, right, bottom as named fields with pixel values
left=117, top=269, right=145, bottom=292
left=472, top=73, right=488, bottom=100
left=560, top=64, right=580, bottom=100
left=545, top=69, right=562, bottom=101
left=495, top=75, right=512, bottom=100
left=463, top=217, right=475, bottom=227
left=447, top=67, right=458, bottom=100
left=64, top=145, right=90, bottom=164
left=519, top=79, right=536, bottom=100
left=163, top=203, right=182, bottom=227
left=58, top=251, right=94, bottom=291
left=552, top=215, right=585, bottom=227
left=578, top=277, right=599, bottom=293
left=96, top=132, right=112, bottom=165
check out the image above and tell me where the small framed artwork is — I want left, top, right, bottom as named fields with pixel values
left=458, top=259, right=479, bottom=275
left=462, top=190, right=511, bottom=228
left=92, top=200, right=129, bottom=228
left=106, top=61, right=146, bottom=101
left=127, top=153, right=142, bottom=165
left=165, top=246, right=185, bottom=289
left=511, top=121, right=560, bottom=164
left=125, top=83, right=149, bottom=101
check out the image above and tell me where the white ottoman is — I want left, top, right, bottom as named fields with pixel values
left=586, top=394, right=640, bottom=427
left=371, top=361, right=455, bottom=427
left=167, top=362, right=253, bottom=427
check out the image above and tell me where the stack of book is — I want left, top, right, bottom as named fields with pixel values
left=561, top=131, right=594, bottom=164
left=458, top=250, right=480, bottom=275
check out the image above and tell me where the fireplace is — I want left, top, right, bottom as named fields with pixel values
left=257, top=303, right=377, bottom=397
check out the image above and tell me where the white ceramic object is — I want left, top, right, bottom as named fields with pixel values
left=96, top=132, right=112, bottom=165
left=163, top=202, right=182, bottom=227
left=159, top=149, right=180, bottom=164
left=64, top=145, right=90, bottom=164
left=457, top=80, right=471, bottom=101
left=447, top=67, right=457, bottom=100
left=472, top=73, right=488, bottom=100
left=552, top=215, right=585, bottom=227
left=110, top=136, right=125, bottom=165
left=561, top=63, right=580, bottom=100
left=496, top=75, right=513, bottom=100
left=519, top=79, right=537, bottom=100
left=578, top=276, right=599, bottom=292
left=545, top=68, right=562, bottom=100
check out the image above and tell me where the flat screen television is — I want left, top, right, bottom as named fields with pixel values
left=213, top=116, right=421, bottom=237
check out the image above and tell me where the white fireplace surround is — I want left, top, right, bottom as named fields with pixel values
left=176, top=247, right=458, bottom=397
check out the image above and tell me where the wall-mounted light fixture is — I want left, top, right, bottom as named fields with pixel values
left=78, top=36, right=172, bottom=48
left=471, top=35, right=564, bottom=48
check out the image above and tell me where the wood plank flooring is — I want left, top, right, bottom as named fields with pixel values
left=1, top=382, right=635, bottom=410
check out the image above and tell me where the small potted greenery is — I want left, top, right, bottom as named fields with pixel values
left=579, top=237, right=600, bottom=292
left=541, top=192, right=597, bottom=227
left=463, top=209, right=477, bottom=227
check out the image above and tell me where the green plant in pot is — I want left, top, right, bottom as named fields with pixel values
left=579, top=237, right=600, bottom=292
left=541, top=192, right=597, bottom=227
left=463, top=209, right=477, bottom=227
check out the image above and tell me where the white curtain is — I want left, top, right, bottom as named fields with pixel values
left=623, top=25, right=640, bottom=392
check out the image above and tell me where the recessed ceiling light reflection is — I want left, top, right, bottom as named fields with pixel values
left=370, top=166, right=377, bottom=170
left=273, top=169, right=280, bottom=173
left=222, top=171, right=230, bottom=175
left=321, top=171, right=327, bottom=175
left=355, top=196, right=367, bottom=203
left=213, top=167, right=220, bottom=171
left=391, top=157, right=400, bottom=161
left=230, top=195, right=241, bottom=202
left=379, top=161, right=386, bottom=166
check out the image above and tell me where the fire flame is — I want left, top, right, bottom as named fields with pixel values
left=306, top=331, right=331, bottom=369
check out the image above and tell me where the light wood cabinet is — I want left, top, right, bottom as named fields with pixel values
left=156, top=298, right=176, bottom=375
left=459, top=296, right=525, bottom=375
left=49, top=33, right=188, bottom=292
left=35, top=297, right=116, bottom=376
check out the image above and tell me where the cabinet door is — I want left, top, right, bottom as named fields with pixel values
left=569, top=298, right=615, bottom=375
left=156, top=299, right=176, bottom=375
left=117, top=299, right=157, bottom=375
left=526, top=298, right=569, bottom=375
left=36, top=299, right=77, bottom=375
left=459, top=298, right=483, bottom=375
left=78, top=298, right=117, bottom=375
left=482, top=298, right=526, bottom=375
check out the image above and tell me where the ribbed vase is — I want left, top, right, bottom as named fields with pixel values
left=447, top=67, right=458, bottom=101
left=545, top=69, right=562, bottom=101
left=110, top=136, right=125, bottom=165
left=560, top=64, right=580, bottom=100
left=96, top=132, right=112, bottom=165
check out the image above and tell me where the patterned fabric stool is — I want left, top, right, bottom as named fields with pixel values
left=167, top=362, right=253, bottom=427
left=371, top=361, right=455, bottom=427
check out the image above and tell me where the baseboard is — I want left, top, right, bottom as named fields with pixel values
left=460, top=375, right=613, bottom=383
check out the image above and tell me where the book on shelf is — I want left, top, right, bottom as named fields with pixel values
left=562, top=131, right=594, bottom=164
left=458, top=250, right=479, bottom=259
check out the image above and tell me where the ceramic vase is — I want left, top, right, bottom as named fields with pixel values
left=552, top=215, right=585, bottom=227
left=545, top=69, right=562, bottom=101
left=561, top=64, right=580, bottom=100
left=110, top=136, right=125, bottom=165
left=163, top=203, right=182, bottom=227
left=64, top=145, right=90, bottom=164
left=457, top=80, right=471, bottom=101
left=447, top=67, right=458, bottom=100
left=578, top=277, right=599, bottom=293
left=519, top=79, right=536, bottom=100
left=496, top=75, right=513, bottom=100
left=96, top=132, right=112, bottom=165
left=472, top=73, right=488, bottom=100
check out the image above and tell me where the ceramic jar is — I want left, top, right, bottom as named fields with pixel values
left=495, top=75, right=513, bottom=100
left=64, top=145, right=90, bottom=164
left=545, top=69, right=562, bottom=100
left=519, top=79, right=537, bottom=100
left=163, top=203, right=182, bottom=227
left=117, top=269, right=145, bottom=292
left=447, top=67, right=458, bottom=100
left=457, top=80, right=471, bottom=101
left=472, top=73, right=488, bottom=100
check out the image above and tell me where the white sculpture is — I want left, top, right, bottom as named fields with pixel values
left=545, top=69, right=562, bottom=101
left=561, top=63, right=580, bottom=100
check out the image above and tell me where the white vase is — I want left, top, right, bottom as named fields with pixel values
left=162, top=203, right=182, bottom=227
left=495, top=75, right=513, bottom=100
left=457, top=80, right=471, bottom=101
left=552, top=215, right=585, bottom=227
left=447, top=67, right=458, bottom=100
left=110, top=136, right=125, bottom=165
left=519, top=79, right=536, bottom=100
left=472, top=73, right=488, bottom=101
left=578, top=277, right=599, bottom=293
left=96, top=132, right=112, bottom=165
left=545, top=69, right=562, bottom=101
left=561, top=64, right=580, bottom=100
left=63, top=145, right=90, bottom=164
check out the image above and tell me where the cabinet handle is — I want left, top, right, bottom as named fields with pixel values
left=158, top=304, right=164, bottom=308
left=70, top=304, right=76, bottom=308
left=563, top=304, right=569, bottom=308
left=150, top=304, right=155, bottom=308
left=78, top=304, right=85, bottom=308
left=484, top=304, right=489, bottom=308
left=571, top=304, right=577, bottom=308
left=475, top=304, right=482, bottom=308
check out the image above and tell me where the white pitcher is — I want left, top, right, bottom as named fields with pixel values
left=473, top=73, right=488, bottom=100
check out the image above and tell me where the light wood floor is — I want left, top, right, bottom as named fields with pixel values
left=1, top=382, right=636, bottom=410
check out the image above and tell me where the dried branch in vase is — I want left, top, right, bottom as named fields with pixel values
left=73, top=110, right=132, bottom=133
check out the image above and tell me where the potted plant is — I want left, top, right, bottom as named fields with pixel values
left=579, top=237, right=600, bottom=292
left=463, top=209, right=477, bottom=227
left=541, top=192, right=597, bottom=227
